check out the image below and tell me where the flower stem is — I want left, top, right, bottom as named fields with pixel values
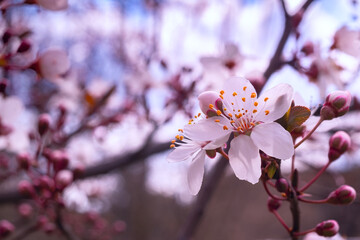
left=294, top=117, right=323, bottom=149
left=217, top=148, right=229, bottom=160
left=298, top=197, right=327, bottom=204
left=292, top=228, right=316, bottom=237
left=272, top=210, right=291, bottom=233
left=299, top=162, right=330, bottom=192
left=262, top=180, right=286, bottom=201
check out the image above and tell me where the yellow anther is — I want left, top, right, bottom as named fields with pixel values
left=265, top=110, right=270, bottom=115
left=175, top=135, right=180, bottom=139
left=198, top=113, right=201, bottom=117
left=242, top=97, right=246, bottom=102
left=238, top=109, right=241, bottom=112
left=209, top=104, right=214, bottom=109
left=228, top=113, right=233, bottom=117
left=224, top=108, right=227, bottom=111
left=220, top=90, right=225, bottom=95
left=243, top=86, right=247, bottom=91
left=171, top=140, right=176, bottom=143
left=216, top=110, right=222, bottom=115
left=237, top=127, right=242, bottom=131
left=170, top=144, right=175, bottom=148
left=178, top=129, right=183, bottom=132
left=253, top=109, right=257, bottom=113
left=179, top=136, right=184, bottom=140
left=220, top=95, right=224, bottom=99
left=230, top=120, right=235, bottom=124
left=250, top=122, right=255, bottom=127
left=232, top=92, right=237, bottom=96
left=264, top=97, right=269, bottom=102
left=231, top=102, right=234, bottom=105
left=223, top=126, right=228, bottom=130
left=254, top=102, right=258, bottom=106
left=245, top=110, right=248, bottom=113
left=194, top=115, right=197, bottom=118
left=215, top=119, right=220, bottom=123
left=235, top=113, right=242, bottom=118
left=251, top=92, right=256, bottom=98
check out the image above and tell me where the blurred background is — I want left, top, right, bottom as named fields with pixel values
left=0, top=0, right=359, bottom=239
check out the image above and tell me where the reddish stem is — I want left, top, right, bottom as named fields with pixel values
left=299, top=162, right=331, bottom=192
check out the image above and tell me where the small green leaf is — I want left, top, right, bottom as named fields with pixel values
left=267, top=162, right=277, bottom=179
left=287, top=106, right=311, bottom=132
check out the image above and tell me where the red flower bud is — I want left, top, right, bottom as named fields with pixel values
left=267, top=197, right=281, bottom=212
left=328, top=131, right=351, bottom=162
left=321, top=91, right=351, bottom=120
left=327, top=185, right=356, bottom=205
left=50, top=150, right=69, bottom=172
left=17, top=153, right=32, bottom=170
left=0, top=220, right=15, bottom=237
left=301, top=41, right=314, bottom=56
left=315, top=220, right=339, bottom=237
left=38, top=114, right=51, bottom=136
left=17, top=40, right=31, bottom=53
left=18, top=180, right=35, bottom=196
left=275, top=178, right=289, bottom=194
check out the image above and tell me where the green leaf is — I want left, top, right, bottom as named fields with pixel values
left=267, top=162, right=277, bottom=179
left=287, top=106, right=311, bottom=132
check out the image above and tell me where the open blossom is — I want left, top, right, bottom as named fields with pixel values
left=36, top=49, right=70, bottom=81
left=332, top=26, right=360, bottom=58
left=167, top=130, right=227, bottom=195
left=185, top=77, right=294, bottom=184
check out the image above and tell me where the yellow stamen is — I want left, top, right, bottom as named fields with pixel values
left=198, top=113, right=201, bottom=117
left=253, top=109, right=257, bottom=113
left=264, top=97, right=269, bottom=102
left=178, top=129, right=183, bottom=132
left=231, top=102, right=234, bottom=105
left=242, top=97, right=246, bottom=102
left=251, top=92, right=256, bottom=98
left=250, top=122, right=255, bottom=126
left=215, top=119, right=220, bottom=123
left=170, top=144, right=175, bottom=148
left=254, top=102, right=258, bottom=106
left=223, top=126, right=228, bottom=130
left=216, top=110, right=222, bottom=115
left=243, top=86, right=247, bottom=91
left=179, top=136, right=184, bottom=141
left=228, top=113, right=233, bottom=117
left=171, top=140, right=176, bottom=143
left=220, top=95, right=224, bottom=99
left=224, top=108, right=227, bottom=111
left=233, top=92, right=237, bottom=96
left=209, top=104, right=214, bottom=109
left=265, top=110, right=270, bottom=115
left=220, top=90, right=225, bottom=95
left=175, top=135, right=180, bottom=140
left=230, top=120, right=235, bottom=124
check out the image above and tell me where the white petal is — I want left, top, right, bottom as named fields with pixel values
left=167, top=144, right=200, bottom=162
left=222, top=76, right=257, bottom=111
left=251, top=122, right=294, bottom=159
left=184, top=118, right=231, bottom=141
left=187, top=150, right=206, bottom=195
left=203, top=134, right=229, bottom=150
left=255, top=83, right=293, bottom=122
left=228, top=135, right=261, bottom=184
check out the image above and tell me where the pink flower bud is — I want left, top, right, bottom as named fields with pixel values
left=315, top=220, right=339, bottom=237
left=18, top=203, right=33, bottom=218
left=38, top=114, right=51, bottom=136
left=43, top=222, right=56, bottom=234
left=275, top=178, right=289, bottom=194
left=267, top=197, right=281, bottom=212
left=18, top=180, right=35, bottom=196
left=327, top=185, right=356, bottom=205
left=321, top=91, right=351, bottom=120
left=51, top=150, right=69, bottom=172
left=0, top=220, right=15, bottom=237
left=198, top=91, right=223, bottom=116
left=37, top=175, right=55, bottom=191
left=17, top=153, right=32, bottom=170
left=56, top=170, right=73, bottom=190
left=328, top=131, right=351, bottom=162
left=113, top=220, right=127, bottom=233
